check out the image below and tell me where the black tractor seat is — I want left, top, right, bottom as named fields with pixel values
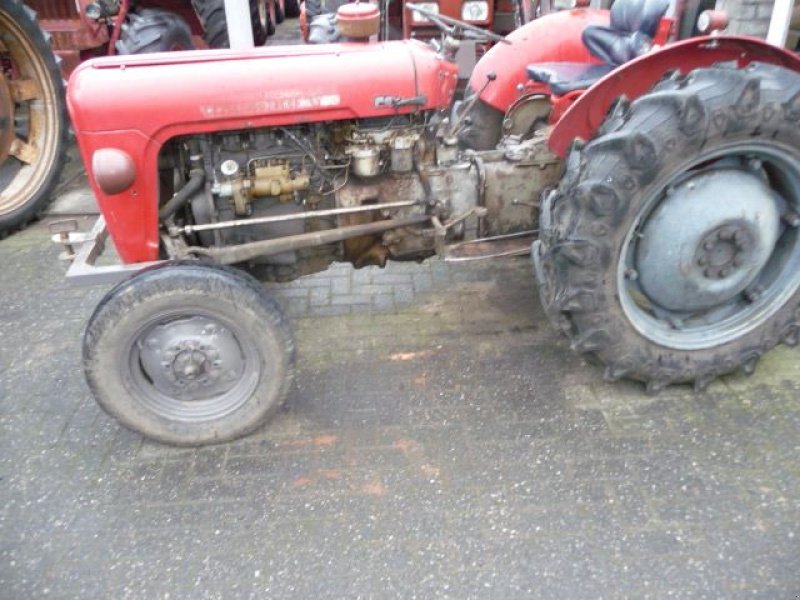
left=526, top=0, right=669, bottom=96
left=526, top=62, right=615, bottom=96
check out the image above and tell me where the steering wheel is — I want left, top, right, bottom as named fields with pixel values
left=405, top=3, right=511, bottom=44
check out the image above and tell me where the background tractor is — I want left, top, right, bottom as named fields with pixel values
left=0, top=0, right=297, bottom=236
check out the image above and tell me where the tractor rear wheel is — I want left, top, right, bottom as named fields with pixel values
left=116, top=8, right=196, bottom=54
left=535, top=63, right=800, bottom=392
left=192, top=0, right=269, bottom=48
left=0, top=0, right=67, bottom=235
left=84, top=263, right=296, bottom=446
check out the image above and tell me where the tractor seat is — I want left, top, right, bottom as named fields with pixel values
left=582, top=0, right=670, bottom=66
left=526, top=0, right=669, bottom=95
left=526, top=63, right=615, bottom=96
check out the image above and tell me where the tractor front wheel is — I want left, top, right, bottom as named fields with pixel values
left=83, top=263, right=296, bottom=446
left=0, top=0, right=67, bottom=235
left=535, top=63, right=800, bottom=392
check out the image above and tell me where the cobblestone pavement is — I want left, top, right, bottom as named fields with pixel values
left=2, top=214, right=800, bottom=598
left=2, top=18, right=800, bottom=600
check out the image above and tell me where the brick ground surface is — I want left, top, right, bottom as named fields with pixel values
left=2, top=17, right=800, bottom=600
left=2, top=215, right=800, bottom=598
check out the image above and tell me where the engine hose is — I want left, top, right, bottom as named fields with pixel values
left=158, top=171, right=205, bottom=220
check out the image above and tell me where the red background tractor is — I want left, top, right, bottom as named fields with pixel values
left=0, top=0, right=301, bottom=236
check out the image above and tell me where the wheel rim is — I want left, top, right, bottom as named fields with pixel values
left=618, top=142, right=800, bottom=351
left=125, top=309, right=263, bottom=423
left=0, top=10, right=62, bottom=217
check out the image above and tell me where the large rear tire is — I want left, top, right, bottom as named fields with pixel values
left=535, top=63, right=800, bottom=392
left=84, top=263, right=296, bottom=446
left=116, top=8, right=196, bottom=54
left=0, top=0, right=67, bottom=235
left=191, top=0, right=269, bottom=48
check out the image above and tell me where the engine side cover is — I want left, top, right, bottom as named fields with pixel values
left=68, top=41, right=458, bottom=263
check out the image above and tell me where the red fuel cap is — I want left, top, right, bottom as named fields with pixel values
left=337, top=2, right=380, bottom=38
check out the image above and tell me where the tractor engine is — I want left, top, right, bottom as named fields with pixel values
left=162, top=111, right=560, bottom=280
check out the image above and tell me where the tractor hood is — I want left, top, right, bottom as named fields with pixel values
left=67, top=40, right=458, bottom=264
left=68, top=40, right=458, bottom=141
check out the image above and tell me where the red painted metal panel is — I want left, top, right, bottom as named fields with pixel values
left=469, top=9, right=609, bottom=113
left=68, top=40, right=458, bottom=262
left=548, top=36, right=800, bottom=157
left=26, top=0, right=81, bottom=20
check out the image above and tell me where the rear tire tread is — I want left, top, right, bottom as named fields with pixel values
left=535, top=62, right=800, bottom=390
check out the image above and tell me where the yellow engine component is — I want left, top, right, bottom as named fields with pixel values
left=229, top=163, right=311, bottom=215
left=252, top=164, right=310, bottom=197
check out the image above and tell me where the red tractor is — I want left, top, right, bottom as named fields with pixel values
left=0, top=0, right=294, bottom=236
left=302, top=0, right=537, bottom=45
left=57, top=0, right=800, bottom=445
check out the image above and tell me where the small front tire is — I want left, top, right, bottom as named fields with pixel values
left=84, top=263, right=295, bottom=446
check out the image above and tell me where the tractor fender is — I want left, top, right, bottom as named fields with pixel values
left=470, top=9, right=610, bottom=112
left=548, top=35, right=800, bottom=157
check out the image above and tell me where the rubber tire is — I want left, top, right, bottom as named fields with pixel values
left=191, top=0, right=268, bottom=48
left=115, top=8, right=196, bottom=54
left=0, top=0, right=67, bottom=235
left=84, top=263, right=296, bottom=446
left=535, top=62, right=800, bottom=393
left=275, top=0, right=285, bottom=25
left=285, top=0, right=301, bottom=19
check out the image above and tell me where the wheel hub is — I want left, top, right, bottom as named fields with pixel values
left=635, top=168, right=782, bottom=312
left=695, top=224, right=753, bottom=280
left=169, top=343, right=218, bottom=383
left=138, top=316, right=245, bottom=401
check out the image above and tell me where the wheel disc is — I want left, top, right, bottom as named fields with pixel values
left=126, top=310, right=263, bottom=423
left=618, top=144, right=800, bottom=350
left=0, top=9, right=62, bottom=217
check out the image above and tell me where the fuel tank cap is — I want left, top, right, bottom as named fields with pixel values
left=337, top=2, right=380, bottom=40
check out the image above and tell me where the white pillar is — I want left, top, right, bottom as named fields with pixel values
left=767, top=0, right=793, bottom=47
left=224, top=0, right=255, bottom=49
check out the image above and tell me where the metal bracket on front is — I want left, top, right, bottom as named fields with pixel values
left=50, top=216, right=163, bottom=287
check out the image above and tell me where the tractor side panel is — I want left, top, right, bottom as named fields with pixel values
left=68, top=41, right=458, bottom=263
left=548, top=36, right=800, bottom=157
